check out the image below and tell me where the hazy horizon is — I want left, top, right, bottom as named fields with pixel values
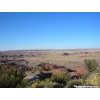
left=0, top=12, right=100, bottom=50
left=1, top=48, right=100, bottom=52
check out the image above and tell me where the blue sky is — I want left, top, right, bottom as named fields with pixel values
left=0, top=12, right=100, bottom=50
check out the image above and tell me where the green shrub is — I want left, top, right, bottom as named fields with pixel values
left=68, top=79, right=85, bottom=88
left=0, top=66, right=27, bottom=88
left=84, top=59, right=98, bottom=73
left=32, top=79, right=58, bottom=88
left=51, top=73, right=69, bottom=87
left=17, top=79, right=29, bottom=88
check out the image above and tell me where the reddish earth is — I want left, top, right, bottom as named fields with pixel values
left=32, top=63, right=87, bottom=78
left=32, top=63, right=65, bottom=72
left=52, top=68, right=67, bottom=75
left=67, top=66, right=87, bottom=78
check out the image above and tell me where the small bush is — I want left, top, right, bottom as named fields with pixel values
left=68, top=79, right=85, bottom=88
left=31, top=81, right=44, bottom=88
left=31, top=79, right=58, bottom=88
left=86, top=72, right=100, bottom=87
left=84, top=59, right=98, bottom=73
left=17, top=80, right=29, bottom=88
left=51, top=73, right=69, bottom=87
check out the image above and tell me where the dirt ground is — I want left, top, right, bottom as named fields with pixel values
left=21, top=49, right=100, bottom=68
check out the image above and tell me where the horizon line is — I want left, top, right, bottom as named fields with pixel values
left=0, top=48, right=100, bottom=52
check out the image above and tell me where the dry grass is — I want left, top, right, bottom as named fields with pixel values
left=23, top=50, right=100, bottom=68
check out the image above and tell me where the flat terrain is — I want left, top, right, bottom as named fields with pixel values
left=1, top=49, right=100, bottom=68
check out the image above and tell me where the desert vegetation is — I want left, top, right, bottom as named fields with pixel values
left=0, top=49, right=100, bottom=88
left=0, top=65, right=27, bottom=88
